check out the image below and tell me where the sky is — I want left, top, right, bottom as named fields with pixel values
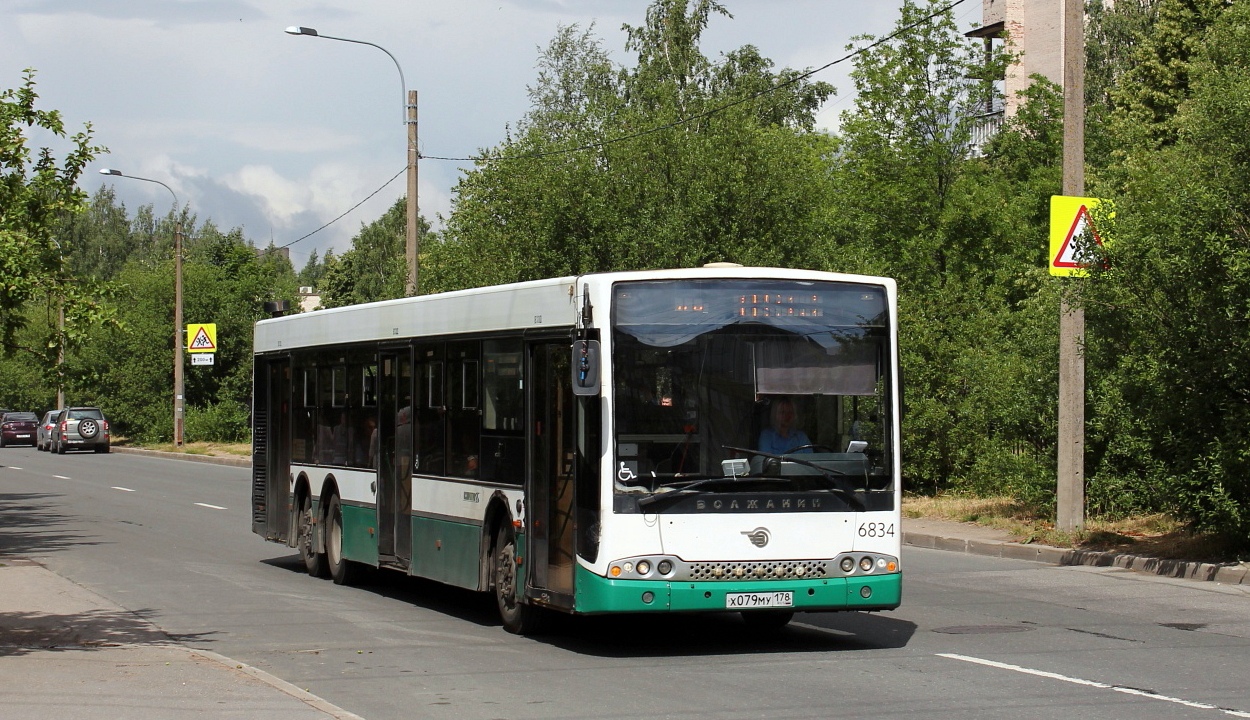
left=1, top=0, right=987, bottom=270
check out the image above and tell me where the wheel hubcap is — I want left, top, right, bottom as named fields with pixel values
left=497, top=544, right=517, bottom=608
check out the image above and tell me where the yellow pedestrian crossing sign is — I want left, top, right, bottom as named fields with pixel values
left=187, top=323, right=217, bottom=353
left=1050, top=195, right=1110, bottom=277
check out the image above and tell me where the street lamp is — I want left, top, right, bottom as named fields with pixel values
left=99, top=168, right=186, bottom=447
left=285, top=25, right=420, bottom=296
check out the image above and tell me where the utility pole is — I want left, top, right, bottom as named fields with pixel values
left=1057, top=0, right=1086, bottom=532
left=174, top=218, right=185, bottom=447
left=406, top=89, right=420, bottom=296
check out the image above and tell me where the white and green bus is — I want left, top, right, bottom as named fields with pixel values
left=251, top=265, right=901, bottom=633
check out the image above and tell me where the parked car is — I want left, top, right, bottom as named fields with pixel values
left=0, top=411, right=39, bottom=447
left=53, top=407, right=110, bottom=454
left=37, top=410, right=60, bottom=451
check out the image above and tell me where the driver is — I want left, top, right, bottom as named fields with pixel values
left=758, top=396, right=813, bottom=455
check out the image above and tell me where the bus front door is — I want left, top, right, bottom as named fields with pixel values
left=378, top=350, right=413, bottom=569
left=526, top=341, right=576, bottom=605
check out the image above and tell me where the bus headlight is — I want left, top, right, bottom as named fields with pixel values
left=840, top=557, right=855, bottom=573
left=608, top=556, right=680, bottom=579
left=859, top=556, right=874, bottom=572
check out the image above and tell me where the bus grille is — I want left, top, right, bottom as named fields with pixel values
left=684, top=561, right=831, bottom=581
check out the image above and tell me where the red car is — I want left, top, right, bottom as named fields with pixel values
left=0, top=412, right=39, bottom=447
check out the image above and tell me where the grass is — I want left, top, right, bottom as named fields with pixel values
left=115, top=439, right=250, bottom=457
left=904, top=493, right=1247, bottom=564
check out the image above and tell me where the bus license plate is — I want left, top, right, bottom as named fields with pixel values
left=726, top=592, right=793, bottom=609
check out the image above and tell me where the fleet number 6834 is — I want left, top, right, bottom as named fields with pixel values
left=858, top=522, right=895, bottom=538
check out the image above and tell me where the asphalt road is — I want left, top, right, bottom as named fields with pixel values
left=2, top=446, right=1249, bottom=720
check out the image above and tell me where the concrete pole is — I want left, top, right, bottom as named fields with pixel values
left=57, top=300, right=65, bottom=410
left=406, top=89, right=420, bottom=296
left=174, top=219, right=185, bottom=447
left=1057, top=0, right=1085, bottom=532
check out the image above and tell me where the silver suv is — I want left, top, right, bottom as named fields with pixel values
left=53, top=407, right=111, bottom=454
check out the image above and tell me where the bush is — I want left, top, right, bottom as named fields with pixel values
left=184, top=402, right=249, bottom=443
left=956, top=442, right=1055, bottom=516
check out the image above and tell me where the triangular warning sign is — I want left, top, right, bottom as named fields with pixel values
left=189, top=327, right=216, bottom=350
left=1053, top=205, right=1103, bottom=269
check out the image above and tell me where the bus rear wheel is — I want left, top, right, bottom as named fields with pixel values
left=298, top=494, right=327, bottom=578
left=326, top=494, right=359, bottom=586
left=493, top=524, right=542, bottom=635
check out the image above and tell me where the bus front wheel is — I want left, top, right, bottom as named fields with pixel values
left=493, top=524, right=542, bottom=635
left=326, top=495, right=359, bottom=586
left=298, top=494, right=327, bottom=578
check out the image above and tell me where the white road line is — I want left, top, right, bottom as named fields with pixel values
left=195, top=502, right=227, bottom=510
left=53, top=475, right=70, bottom=480
left=9, top=467, right=22, bottom=470
left=111, top=486, right=135, bottom=492
left=939, top=653, right=1250, bottom=718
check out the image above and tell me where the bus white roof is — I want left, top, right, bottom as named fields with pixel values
left=253, top=267, right=895, bottom=354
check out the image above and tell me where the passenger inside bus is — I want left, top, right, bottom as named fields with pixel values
left=757, top=396, right=813, bottom=455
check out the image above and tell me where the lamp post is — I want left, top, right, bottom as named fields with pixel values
left=99, top=168, right=185, bottom=447
left=285, top=25, right=419, bottom=296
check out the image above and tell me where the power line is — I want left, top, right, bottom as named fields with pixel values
left=279, top=166, right=406, bottom=249
left=419, top=0, right=972, bottom=163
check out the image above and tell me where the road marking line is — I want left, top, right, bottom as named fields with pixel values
left=111, top=486, right=135, bottom=492
left=939, top=653, right=1250, bottom=717
left=195, top=502, right=227, bottom=510
left=9, top=467, right=22, bottom=470
left=53, top=475, right=70, bottom=480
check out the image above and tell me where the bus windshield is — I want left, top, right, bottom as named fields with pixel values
left=611, top=279, right=893, bottom=510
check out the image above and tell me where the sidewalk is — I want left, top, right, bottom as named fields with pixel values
left=0, top=558, right=363, bottom=720
left=903, top=516, right=1250, bottom=585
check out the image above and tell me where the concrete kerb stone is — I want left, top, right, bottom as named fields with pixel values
left=903, top=528, right=1248, bottom=586
left=192, top=648, right=369, bottom=720
left=111, top=445, right=250, bottom=468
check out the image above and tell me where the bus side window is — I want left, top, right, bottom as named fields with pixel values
left=415, top=345, right=446, bottom=476
left=447, top=342, right=481, bottom=478
left=291, top=364, right=316, bottom=463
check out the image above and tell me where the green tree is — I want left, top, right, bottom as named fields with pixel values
left=318, top=197, right=431, bottom=307
left=58, top=199, right=298, bottom=442
left=1083, top=1, right=1250, bottom=541
left=297, top=248, right=329, bottom=290
left=821, top=0, right=1061, bottom=500
left=427, top=0, right=835, bottom=292
left=1107, top=0, right=1226, bottom=153
left=0, top=70, right=108, bottom=408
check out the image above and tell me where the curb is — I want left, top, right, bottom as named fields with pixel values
left=903, top=530, right=1249, bottom=585
left=193, top=648, right=368, bottom=720
left=110, top=445, right=251, bottom=468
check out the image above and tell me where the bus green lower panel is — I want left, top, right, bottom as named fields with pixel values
left=340, top=503, right=379, bottom=567
left=574, top=565, right=901, bottom=614
left=411, top=516, right=483, bottom=590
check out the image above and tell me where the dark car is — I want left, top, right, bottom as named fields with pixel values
left=0, top=412, right=40, bottom=447
left=37, top=410, right=60, bottom=451
left=53, top=407, right=110, bottom=454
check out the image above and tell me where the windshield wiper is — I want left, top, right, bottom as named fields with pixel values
left=636, top=476, right=790, bottom=509
left=722, top=445, right=867, bottom=512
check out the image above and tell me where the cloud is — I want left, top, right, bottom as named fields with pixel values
left=10, top=0, right=265, bottom=26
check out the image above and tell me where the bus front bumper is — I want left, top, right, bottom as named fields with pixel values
left=573, top=565, right=901, bottom=615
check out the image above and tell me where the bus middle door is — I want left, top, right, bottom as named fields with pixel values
left=378, top=349, right=413, bottom=570
left=526, top=341, right=576, bottom=606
